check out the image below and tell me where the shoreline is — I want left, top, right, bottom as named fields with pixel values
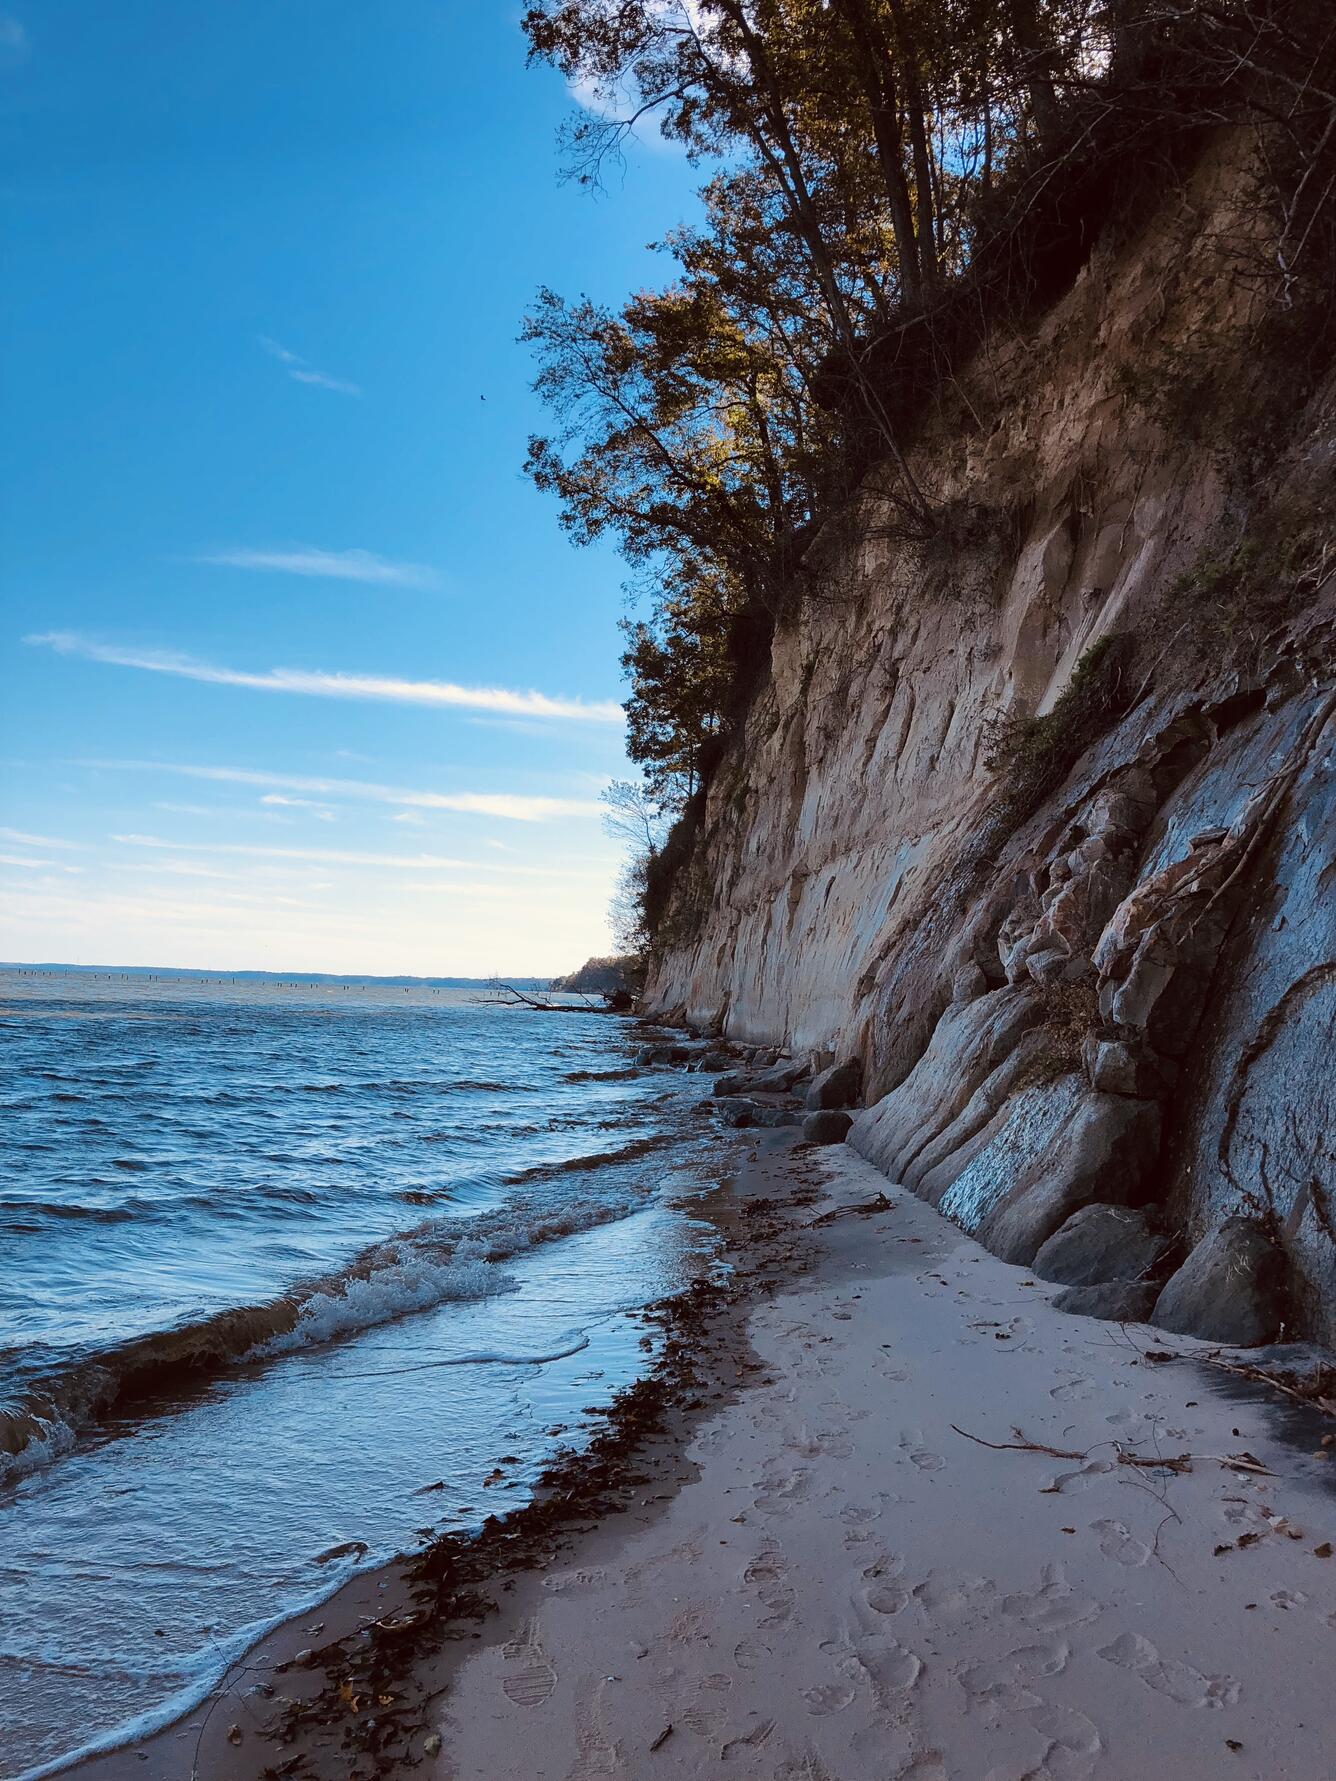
left=67, top=1128, right=814, bottom=1781
left=72, top=1131, right=1336, bottom=1780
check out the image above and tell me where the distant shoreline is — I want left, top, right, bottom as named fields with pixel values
left=0, top=963, right=555, bottom=989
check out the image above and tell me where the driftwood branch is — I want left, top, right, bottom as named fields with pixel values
left=950, top=1424, right=1192, bottom=1472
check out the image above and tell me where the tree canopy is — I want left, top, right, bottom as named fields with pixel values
left=520, top=0, right=1336, bottom=908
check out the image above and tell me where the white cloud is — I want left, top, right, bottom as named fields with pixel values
left=30, top=632, right=624, bottom=725
left=260, top=794, right=337, bottom=813
left=0, top=826, right=81, bottom=850
left=260, top=335, right=362, bottom=397
left=288, top=368, right=363, bottom=395
left=391, top=810, right=426, bottom=826
left=0, top=853, right=81, bottom=874
left=194, top=547, right=439, bottom=590
left=86, top=759, right=604, bottom=822
left=108, top=833, right=607, bottom=878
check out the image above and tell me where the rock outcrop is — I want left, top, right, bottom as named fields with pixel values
left=645, top=141, right=1336, bottom=1346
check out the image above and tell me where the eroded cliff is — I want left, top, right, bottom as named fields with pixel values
left=645, top=140, right=1336, bottom=1345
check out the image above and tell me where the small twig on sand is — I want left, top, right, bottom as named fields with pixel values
left=950, top=1424, right=1193, bottom=1473
left=807, top=1194, right=892, bottom=1226
left=1201, top=1352, right=1336, bottom=1418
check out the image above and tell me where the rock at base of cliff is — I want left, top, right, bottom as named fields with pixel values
left=720, top=1100, right=803, bottom=1129
left=1052, top=1279, right=1160, bottom=1321
left=714, top=1060, right=809, bottom=1098
left=805, top=1059, right=862, bottom=1111
left=1032, top=1204, right=1166, bottom=1288
left=971, top=1091, right=1161, bottom=1267
left=803, top=1110, right=853, bottom=1145
left=1151, top=1218, right=1286, bottom=1346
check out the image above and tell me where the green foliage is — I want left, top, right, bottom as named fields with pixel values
left=983, top=635, right=1131, bottom=832
left=1164, top=481, right=1334, bottom=658
left=519, top=1, right=1336, bottom=942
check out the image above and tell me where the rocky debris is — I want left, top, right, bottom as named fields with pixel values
left=1032, top=1204, right=1167, bottom=1288
left=713, top=1060, right=811, bottom=1098
left=692, top=1048, right=737, bottom=1073
left=1051, top=1280, right=1160, bottom=1321
left=803, top=1110, right=853, bottom=1145
left=805, top=1059, right=862, bottom=1111
left=719, top=1100, right=803, bottom=1129
left=1152, top=1218, right=1286, bottom=1346
left=635, top=1041, right=710, bottom=1066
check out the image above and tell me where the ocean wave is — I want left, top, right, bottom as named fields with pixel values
left=0, top=1180, right=652, bottom=1488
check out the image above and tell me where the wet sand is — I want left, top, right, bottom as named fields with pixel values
left=79, top=1140, right=1336, bottom=1781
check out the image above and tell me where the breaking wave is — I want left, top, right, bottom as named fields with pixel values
left=0, top=1179, right=653, bottom=1488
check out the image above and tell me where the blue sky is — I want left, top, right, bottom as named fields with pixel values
left=0, top=1, right=698, bottom=973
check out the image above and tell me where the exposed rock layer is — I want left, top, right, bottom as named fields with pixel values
left=646, top=142, right=1336, bottom=1343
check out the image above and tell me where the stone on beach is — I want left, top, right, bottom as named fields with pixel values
left=802, top=1109, right=853, bottom=1144
left=1032, top=1203, right=1166, bottom=1288
left=1051, top=1278, right=1160, bottom=1320
left=804, top=1058, right=862, bottom=1110
left=1152, top=1217, right=1286, bottom=1345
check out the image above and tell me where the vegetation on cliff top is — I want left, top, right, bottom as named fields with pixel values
left=522, top=0, right=1336, bottom=942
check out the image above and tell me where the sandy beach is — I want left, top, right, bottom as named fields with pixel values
left=77, top=1129, right=1336, bottom=1781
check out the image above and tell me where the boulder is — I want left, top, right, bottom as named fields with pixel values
left=712, top=1069, right=755, bottom=1097
left=1052, top=1280, right=1160, bottom=1321
left=1151, top=1218, right=1286, bottom=1346
left=719, top=1100, right=803, bottom=1129
left=713, top=1060, right=809, bottom=1098
left=967, top=1089, right=1162, bottom=1266
left=805, top=1059, right=862, bottom=1111
left=635, top=1040, right=709, bottom=1066
left=803, top=1110, right=853, bottom=1145
left=692, top=1048, right=735, bottom=1073
left=1032, top=1204, right=1166, bottom=1288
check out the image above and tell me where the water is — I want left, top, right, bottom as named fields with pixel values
left=0, top=970, right=728, bottom=1779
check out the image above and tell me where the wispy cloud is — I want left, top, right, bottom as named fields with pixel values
left=260, top=335, right=362, bottom=397
left=28, top=632, right=624, bottom=725
left=194, top=546, right=439, bottom=590
left=1, top=853, right=82, bottom=874
left=261, top=793, right=337, bottom=823
left=109, top=834, right=606, bottom=878
left=0, top=825, right=82, bottom=850
left=86, top=759, right=605, bottom=822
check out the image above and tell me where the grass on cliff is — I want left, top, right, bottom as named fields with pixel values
left=982, top=635, right=1133, bottom=838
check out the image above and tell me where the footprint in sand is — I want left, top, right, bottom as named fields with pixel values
left=856, top=1636, right=924, bottom=1701
left=1042, top=1457, right=1115, bottom=1495
left=1096, top=1631, right=1240, bottom=1708
left=1028, top=1701, right=1102, bottom=1777
left=754, top=1465, right=812, bottom=1517
left=1050, top=1374, right=1096, bottom=1403
left=500, top=1618, right=558, bottom=1707
left=787, top=1425, right=854, bottom=1460
left=804, top=1678, right=858, bottom=1715
left=840, top=1499, right=885, bottom=1526
left=957, top=1638, right=1069, bottom=1715
left=543, top=1567, right=607, bottom=1595
left=863, top=1578, right=910, bottom=1617
left=742, top=1545, right=795, bottom=1627
left=899, top=1428, right=946, bottom=1471
left=1091, top=1518, right=1151, bottom=1568
left=1000, top=1563, right=1098, bottom=1631
left=912, top=1570, right=996, bottom=1623
left=732, top=1636, right=773, bottom=1672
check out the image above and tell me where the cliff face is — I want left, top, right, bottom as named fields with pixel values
left=645, top=142, right=1336, bottom=1345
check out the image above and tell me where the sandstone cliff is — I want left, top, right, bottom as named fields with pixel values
left=644, top=139, right=1336, bottom=1346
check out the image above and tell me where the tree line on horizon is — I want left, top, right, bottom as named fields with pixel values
left=519, top=0, right=1336, bottom=948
